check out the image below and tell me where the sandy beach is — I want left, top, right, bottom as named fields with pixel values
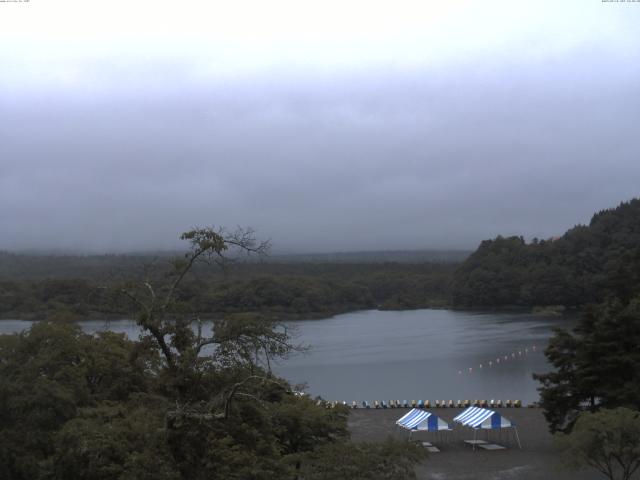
left=348, top=407, right=606, bottom=480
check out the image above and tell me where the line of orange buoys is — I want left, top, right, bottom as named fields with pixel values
left=458, top=345, right=540, bottom=375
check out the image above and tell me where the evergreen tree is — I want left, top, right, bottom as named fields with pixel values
left=535, top=296, right=640, bottom=433
left=453, top=198, right=640, bottom=308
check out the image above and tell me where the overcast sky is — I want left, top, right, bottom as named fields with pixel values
left=1, top=0, right=639, bottom=253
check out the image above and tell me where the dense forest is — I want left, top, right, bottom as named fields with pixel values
left=2, top=199, right=640, bottom=320
left=2, top=205, right=640, bottom=478
left=0, top=228, right=426, bottom=480
left=452, top=199, right=640, bottom=308
left=0, top=256, right=456, bottom=321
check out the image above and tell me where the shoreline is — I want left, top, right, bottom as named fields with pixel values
left=348, top=408, right=601, bottom=479
left=0, top=305, right=579, bottom=323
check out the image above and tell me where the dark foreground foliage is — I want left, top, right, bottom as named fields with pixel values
left=298, top=439, right=427, bottom=480
left=0, top=227, right=425, bottom=480
left=535, top=296, right=640, bottom=433
left=0, top=322, right=353, bottom=479
left=0, top=319, right=425, bottom=479
left=556, top=407, right=640, bottom=480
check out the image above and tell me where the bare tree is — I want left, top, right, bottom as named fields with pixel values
left=120, top=226, right=299, bottom=410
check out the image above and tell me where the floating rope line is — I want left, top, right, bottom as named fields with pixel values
left=458, top=345, right=541, bottom=374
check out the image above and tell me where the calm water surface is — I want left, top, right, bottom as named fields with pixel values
left=0, top=309, right=572, bottom=403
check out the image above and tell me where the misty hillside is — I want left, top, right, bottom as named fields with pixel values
left=452, top=198, right=640, bottom=307
left=266, top=249, right=470, bottom=264
left=0, top=249, right=468, bottom=282
left=0, top=255, right=457, bottom=320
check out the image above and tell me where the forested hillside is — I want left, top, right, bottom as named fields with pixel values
left=452, top=199, right=640, bottom=307
left=0, top=229, right=426, bottom=479
left=0, top=260, right=455, bottom=321
left=4, top=199, right=639, bottom=318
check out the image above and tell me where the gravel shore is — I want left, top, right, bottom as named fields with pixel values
left=348, top=408, right=605, bottom=480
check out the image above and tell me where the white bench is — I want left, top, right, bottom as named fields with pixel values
left=478, top=443, right=506, bottom=451
left=421, top=442, right=440, bottom=452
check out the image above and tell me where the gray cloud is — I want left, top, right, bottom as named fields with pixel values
left=1, top=44, right=639, bottom=253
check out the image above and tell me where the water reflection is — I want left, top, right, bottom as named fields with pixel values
left=276, top=309, right=572, bottom=403
left=0, top=309, right=573, bottom=403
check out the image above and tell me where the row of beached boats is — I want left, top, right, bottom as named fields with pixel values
left=319, top=398, right=525, bottom=409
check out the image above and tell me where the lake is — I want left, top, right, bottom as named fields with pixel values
left=0, top=309, right=572, bottom=403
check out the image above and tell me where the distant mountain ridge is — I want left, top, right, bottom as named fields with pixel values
left=452, top=198, right=640, bottom=307
left=0, top=249, right=469, bottom=281
left=266, top=249, right=470, bottom=264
